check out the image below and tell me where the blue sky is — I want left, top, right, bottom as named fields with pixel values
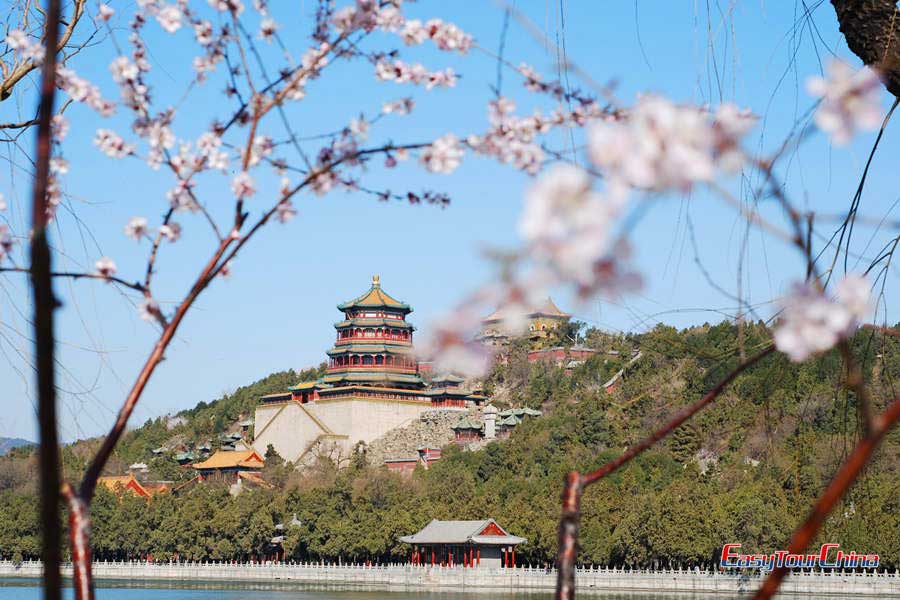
left=1, top=1, right=898, bottom=442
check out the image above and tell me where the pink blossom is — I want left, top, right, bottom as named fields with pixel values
left=0, top=193, right=6, bottom=211
left=94, top=129, right=134, bottom=158
left=97, top=4, right=115, bottom=22
left=94, top=257, right=117, bottom=278
left=773, top=274, right=871, bottom=362
left=159, top=222, right=182, bottom=242
left=399, top=18, right=472, bottom=53
left=275, top=199, right=297, bottom=223
left=231, top=172, right=256, bottom=198
left=124, top=216, right=149, bottom=241
left=806, top=60, right=883, bottom=145
left=419, top=134, right=463, bottom=174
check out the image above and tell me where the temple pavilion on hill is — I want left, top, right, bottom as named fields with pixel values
left=478, top=297, right=571, bottom=347
left=400, top=519, right=526, bottom=568
left=252, top=276, right=485, bottom=466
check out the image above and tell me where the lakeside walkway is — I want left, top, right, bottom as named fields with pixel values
left=2, top=560, right=899, bottom=596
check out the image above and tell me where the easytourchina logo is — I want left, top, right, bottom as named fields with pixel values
left=720, top=543, right=879, bottom=571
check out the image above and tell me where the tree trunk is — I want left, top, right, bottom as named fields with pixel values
left=831, top=0, right=900, bottom=96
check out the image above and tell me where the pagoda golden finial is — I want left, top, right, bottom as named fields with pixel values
left=372, top=274, right=380, bottom=286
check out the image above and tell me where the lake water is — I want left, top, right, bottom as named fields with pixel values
left=0, top=579, right=690, bottom=599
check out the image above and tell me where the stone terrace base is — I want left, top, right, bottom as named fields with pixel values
left=2, top=561, right=899, bottom=596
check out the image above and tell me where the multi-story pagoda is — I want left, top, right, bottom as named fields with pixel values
left=322, top=275, right=425, bottom=390
left=252, top=276, right=484, bottom=467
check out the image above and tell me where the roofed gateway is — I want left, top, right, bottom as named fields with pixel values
left=400, top=519, right=526, bottom=568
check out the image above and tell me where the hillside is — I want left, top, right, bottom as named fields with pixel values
left=0, top=438, right=33, bottom=456
left=0, top=321, right=897, bottom=568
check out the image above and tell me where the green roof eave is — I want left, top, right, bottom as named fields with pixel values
left=326, top=344, right=414, bottom=355
left=334, top=318, right=414, bottom=329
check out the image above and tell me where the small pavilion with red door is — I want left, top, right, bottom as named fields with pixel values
left=400, top=519, right=526, bottom=569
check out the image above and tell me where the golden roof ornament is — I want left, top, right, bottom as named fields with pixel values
left=372, top=274, right=380, bottom=287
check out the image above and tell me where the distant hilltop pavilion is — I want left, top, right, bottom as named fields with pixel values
left=253, top=276, right=485, bottom=466
left=478, top=297, right=570, bottom=346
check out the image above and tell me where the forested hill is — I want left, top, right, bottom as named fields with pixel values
left=0, top=321, right=898, bottom=568
left=0, top=438, right=33, bottom=456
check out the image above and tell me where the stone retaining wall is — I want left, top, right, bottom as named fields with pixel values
left=2, top=561, right=899, bottom=596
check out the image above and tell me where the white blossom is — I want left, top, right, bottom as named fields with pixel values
left=0, top=193, right=6, bottom=211
left=773, top=274, right=871, bottom=362
left=419, top=134, right=463, bottom=174
left=0, top=225, right=12, bottom=261
left=139, top=297, right=160, bottom=322
left=159, top=222, right=182, bottom=242
left=155, top=5, right=183, bottom=33
left=208, top=0, right=244, bottom=15
left=382, top=98, right=414, bottom=115
left=275, top=199, right=297, bottom=223
left=349, top=117, right=369, bottom=140
left=94, top=257, right=117, bottom=278
left=806, top=60, right=883, bottom=145
left=246, top=135, right=274, bottom=167
left=194, top=21, right=214, bottom=45
left=49, top=157, right=68, bottom=175
left=110, top=56, right=139, bottom=83
left=519, top=164, right=637, bottom=294
left=51, top=115, right=69, bottom=142
left=97, top=4, right=115, bottom=21
left=124, top=216, right=149, bottom=241
left=231, top=172, right=256, bottom=198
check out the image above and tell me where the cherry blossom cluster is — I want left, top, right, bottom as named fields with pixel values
left=588, top=95, right=756, bottom=192
left=375, top=60, right=457, bottom=90
left=419, top=134, right=463, bottom=174
left=5, top=29, right=45, bottom=63
left=401, top=18, right=473, bottom=53
left=465, top=97, right=605, bottom=175
left=56, top=66, right=116, bottom=116
left=806, top=60, right=883, bottom=145
left=773, top=275, right=871, bottom=362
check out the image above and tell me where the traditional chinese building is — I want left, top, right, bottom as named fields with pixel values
left=400, top=519, right=526, bottom=568
left=192, top=448, right=264, bottom=484
left=98, top=473, right=170, bottom=499
left=478, top=297, right=571, bottom=347
left=253, top=276, right=484, bottom=466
